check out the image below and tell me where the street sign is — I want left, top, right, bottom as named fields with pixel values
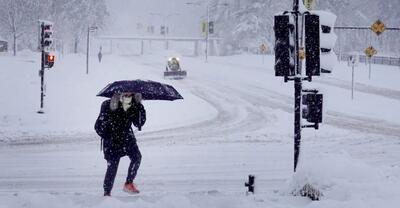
left=365, top=46, right=377, bottom=58
left=371, top=20, right=385, bottom=36
left=260, top=43, right=267, bottom=54
left=347, top=53, right=359, bottom=67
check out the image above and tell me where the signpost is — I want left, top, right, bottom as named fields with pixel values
left=260, top=43, right=267, bottom=64
left=365, top=46, right=377, bottom=79
left=86, top=26, right=98, bottom=75
left=347, top=53, right=359, bottom=100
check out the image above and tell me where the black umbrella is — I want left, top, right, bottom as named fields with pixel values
left=96, top=80, right=183, bottom=101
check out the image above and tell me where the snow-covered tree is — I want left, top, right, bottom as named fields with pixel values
left=212, top=0, right=399, bottom=55
left=0, top=0, right=34, bottom=55
left=212, top=0, right=289, bottom=54
left=0, top=0, right=108, bottom=54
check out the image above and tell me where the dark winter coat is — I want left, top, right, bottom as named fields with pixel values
left=94, top=99, right=146, bottom=160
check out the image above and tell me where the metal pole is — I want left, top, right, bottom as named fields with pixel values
left=205, top=3, right=209, bottom=63
left=294, top=77, right=302, bottom=172
left=38, top=49, right=45, bottom=113
left=293, top=0, right=302, bottom=172
left=368, top=57, right=371, bottom=79
left=338, top=29, right=341, bottom=62
left=86, top=27, right=90, bottom=74
left=38, top=23, right=45, bottom=114
left=141, top=40, right=144, bottom=55
left=351, top=65, right=354, bottom=100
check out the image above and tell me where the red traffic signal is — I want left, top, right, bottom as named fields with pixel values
left=45, top=53, right=55, bottom=68
left=48, top=54, right=55, bottom=62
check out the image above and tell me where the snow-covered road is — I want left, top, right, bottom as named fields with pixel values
left=1, top=53, right=399, bottom=207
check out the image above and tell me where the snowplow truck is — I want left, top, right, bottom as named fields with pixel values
left=164, top=57, right=187, bottom=79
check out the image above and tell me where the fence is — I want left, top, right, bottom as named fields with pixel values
left=339, top=54, right=400, bottom=67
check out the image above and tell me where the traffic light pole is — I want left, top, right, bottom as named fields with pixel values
left=38, top=49, right=45, bottom=114
left=293, top=0, right=302, bottom=172
left=294, top=77, right=302, bottom=172
left=275, top=0, right=327, bottom=172
left=37, top=20, right=55, bottom=114
left=38, top=23, right=46, bottom=114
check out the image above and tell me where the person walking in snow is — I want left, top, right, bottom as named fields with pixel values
left=98, top=46, right=103, bottom=63
left=95, top=92, right=146, bottom=196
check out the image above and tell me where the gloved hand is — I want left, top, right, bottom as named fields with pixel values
left=134, top=93, right=142, bottom=104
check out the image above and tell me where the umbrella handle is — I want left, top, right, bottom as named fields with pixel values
left=138, top=110, right=142, bottom=131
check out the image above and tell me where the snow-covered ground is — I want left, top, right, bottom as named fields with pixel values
left=0, top=50, right=399, bottom=207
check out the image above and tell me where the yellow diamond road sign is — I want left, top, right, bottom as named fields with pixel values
left=371, top=20, right=386, bottom=36
left=260, top=43, right=267, bottom=53
left=304, top=0, right=315, bottom=10
left=365, top=46, right=377, bottom=58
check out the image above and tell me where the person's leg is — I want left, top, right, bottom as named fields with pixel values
left=126, top=143, right=142, bottom=184
left=103, top=158, right=120, bottom=195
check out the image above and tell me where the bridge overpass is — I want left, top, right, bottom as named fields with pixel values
left=95, top=35, right=223, bottom=56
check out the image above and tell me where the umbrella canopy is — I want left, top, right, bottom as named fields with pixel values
left=96, top=80, right=183, bottom=101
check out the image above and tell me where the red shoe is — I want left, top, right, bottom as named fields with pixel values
left=123, top=182, right=140, bottom=194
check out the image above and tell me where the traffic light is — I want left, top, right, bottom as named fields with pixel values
left=160, top=26, right=165, bottom=35
left=304, top=14, right=320, bottom=78
left=314, top=11, right=337, bottom=73
left=302, top=92, right=323, bottom=127
left=274, top=15, right=295, bottom=77
left=44, top=52, right=55, bottom=68
left=209, top=21, right=214, bottom=34
left=41, top=22, right=53, bottom=48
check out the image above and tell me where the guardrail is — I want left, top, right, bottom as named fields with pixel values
left=339, top=54, right=400, bottom=67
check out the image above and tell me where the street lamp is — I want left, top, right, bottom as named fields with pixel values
left=186, top=1, right=228, bottom=62
left=86, top=26, right=98, bottom=74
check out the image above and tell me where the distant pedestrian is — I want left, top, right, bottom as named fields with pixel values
left=98, top=46, right=103, bottom=63
left=94, top=92, right=146, bottom=196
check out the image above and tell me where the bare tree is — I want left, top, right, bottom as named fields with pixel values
left=0, top=0, right=33, bottom=55
left=0, top=0, right=108, bottom=55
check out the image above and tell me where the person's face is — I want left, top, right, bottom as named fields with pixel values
left=120, top=93, right=133, bottom=104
